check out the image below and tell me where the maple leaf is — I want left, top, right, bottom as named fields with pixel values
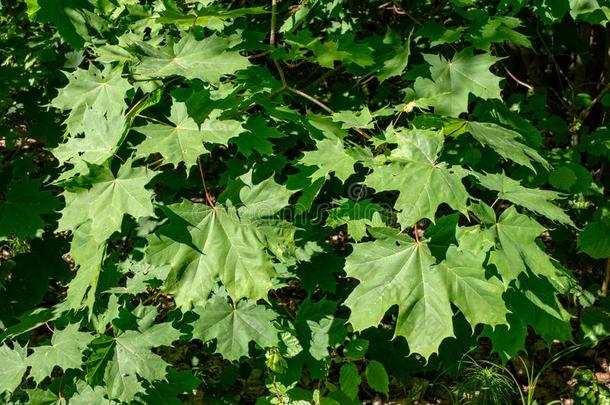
left=300, top=138, right=357, bottom=182
left=145, top=200, right=279, bottom=308
left=437, top=245, right=508, bottom=327
left=473, top=172, right=574, bottom=226
left=135, top=34, right=251, bottom=83
left=417, top=48, right=503, bottom=117
left=466, top=121, right=549, bottom=172
left=578, top=219, right=610, bottom=259
left=488, top=206, right=563, bottom=286
left=376, top=28, right=413, bottom=82
left=191, top=294, right=279, bottom=361
left=0, top=343, right=28, bottom=394
left=134, top=101, right=208, bottom=168
left=51, top=65, right=132, bottom=135
left=344, top=229, right=454, bottom=359
left=0, top=179, right=59, bottom=238
left=363, top=128, right=469, bottom=227
left=27, top=324, right=94, bottom=383
left=103, top=323, right=181, bottom=402
left=70, top=381, right=115, bottom=405
left=483, top=276, right=572, bottom=362
left=59, top=163, right=156, bottom=244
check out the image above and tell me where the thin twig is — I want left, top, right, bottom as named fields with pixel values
left=602, top=258, right=610, bottom=297
left=270, top=0, right=278, bottom=46
left=503, top=65, right=533, bottom=90
left=287, top=86, right=333, bottom=114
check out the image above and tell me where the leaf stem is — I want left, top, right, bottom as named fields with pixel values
left=197, top=156, right=215, bottom=207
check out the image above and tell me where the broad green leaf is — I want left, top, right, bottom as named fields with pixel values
left=343, top=339, right=369, bottom=360
left=363, top=128, right=469, bottom=227
left=52, top=65, right=132, bottom=134
left=339, top=363, right=361, bottom=399
left=145, top=200, right=278, bottom=308
left=0, top=343, right=28, bottom=394
left=578, top=219, right=610, bottom=259
left=365, top=360, right=389, bottom=396
left=36, top=0, right=90, bottom=48
left=70, top=381, right=115, bottom=405
left=59, top=163, right=156, bottom=244
left=300, top=138, right=357, bottom=182
left=467, top=16, right=531, bottom=51
left=473, top=172, right=573, bottom=226
left=138, top=369, right=200, bottom=405
left=377, top=29, right=413, bottom=82
left=27, top=324, right=94, bottom=383
left=135, top=34, right=250, bottom=83
left=0, top=179, right=59, bottom=238
left=134, top=100, right=207, bottom=167
left=64, top=222, right=106, bottom=311
left=52, top=109, right=125, bottom=173
left=344, top=229, right=454, bottom=359
left=236, top=171, right=294, bottom=219
left=331, top=107, right=375, bottom=129
left=489, top=206, right=561, bottom=285
left=326, top=199, right=385, bottom=241
left=191, top=295, right=278, bottom=361
left=104, top=323, right=181, bottom=402
left=286, top=31, right=374, bottom=69
left=466, top=121, right=549, bottom=171
left=437, top=245, right=508, bottom=326
left=156, top=6, right=267, bottom=26
left=481, top=312, right=527, bottom=363
left=418, top=48, right=503, bottom=117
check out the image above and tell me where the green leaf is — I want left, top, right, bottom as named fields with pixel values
left=300, top=138, right=357, bottom=182
left=489, top=206, right=562, bottom=285
left=145, top=200, right=279, bottom=308
left=59, top=163, right=156, bottom=244
left=192, top=295, right=278, bottom=361
left=139, top=369, right=200, bottom=404
left=339, top=363, right=361, bottom=400
left=326, top=199, right=385, bottom=241
left=363, top=128, right=469, bottom=227
left=135, top=34, right=250, bottom=83
left=134, top=101, right=208, bottom=168
left=466, top=121, right=549, bottom=171
left=52, top=65, right=132, bottom=135
left=104, top=323, right=181, bottom=402
left=52, top=110, right=126, bottom=175
left=418, top=48, right=503, bottom=117
left=0, top=343, right=28, bottom=394
left=27, top=324, right=94, bottom=383
left=473, top=172, right=573, bottom=226
left=437, top=245, right=508, bottom=326
left=331, top=107, right=375, bottom=130
left=344, top=229, right=454, bottom=359
left=376, top=29, right=413, bottom=82
left=578, top=219, right=610, bottom=259
left=0, top=179, right=59, bottom=238
left=36, top=0, right=90, bottom=48
left=156, top=6, right=267, bottom=27
left=70, top=381, right=115, bottom=405
left=467, top=16, right=531, bottom=51
left=365, top=360, right=389, bottom=396
left=236, top=171, right=294, bottom=219
left=343, top=339, right=369, bottom=360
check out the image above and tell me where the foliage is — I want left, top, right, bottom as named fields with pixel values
left=1, top=0, right=610, bottom=402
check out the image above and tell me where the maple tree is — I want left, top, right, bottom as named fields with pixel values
left=1, top=0, right=610, bottom=403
